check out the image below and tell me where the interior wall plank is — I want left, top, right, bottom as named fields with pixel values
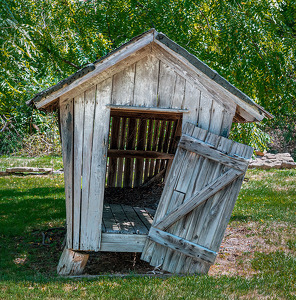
left=108, top=116, right=120, bottom=187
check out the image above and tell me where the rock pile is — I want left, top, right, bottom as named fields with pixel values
left=249, top=153, right=296, bottom=169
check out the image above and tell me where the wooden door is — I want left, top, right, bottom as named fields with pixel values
left=141, top=122, right=253, bottom=274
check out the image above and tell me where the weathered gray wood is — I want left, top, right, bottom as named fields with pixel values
left=121, top=205, right=149, bottom=234
left=73, top=93, right=85, bottom=249
left=158, top=61, right=177, bottom=108
left=116, top=117, right=127, bottom=187
left=108, top=149, right=174, bottom=159
left=209, top=101, right=224, bottom=135
left=87, top=78, right=112, bottom=250
left=154, top=170, right=241, bottom=231
left=57, top=248, right=89, bottom=276
left=175, top=133, right=233, bottom=273
left=108, top=105, right=188, bottom=115
left=133, top=55, right=159, bottom=106
left=144, top=119, right=153, bottom=181
left=166, top=127, right=215, bottom=273
left=133, top=207, right=154, bottom=229
left=141, top=123, right=195, bottom=265
left=110, top=204, right=136, bottom=233
left=179, top=134, right=249, bottom=172
left=172, top=75, right=186, bottom=108
left=134, top=119, right=147, bottom=186
left=123, top=118, right=137, bottom=187
left=182, top=80, right=201, bottom=129
left=100, top=233, right=147, bottom=252
left=6, top=167, right=52, bottom=173
left=143, top=123, right=252, bottom=274
left=103, top=203, right=120, bottom=232
left=112, top=64, right=135, bottom=106
left=108, top=116, right=120, bottom=187
left=79, top=87, right=96, bottom=250
left=148, top=227, right=217, bottom=263
left=60, top=98, right=74, bottom=249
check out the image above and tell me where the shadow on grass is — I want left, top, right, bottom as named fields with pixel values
left=0, top=187, right=65, bottom=236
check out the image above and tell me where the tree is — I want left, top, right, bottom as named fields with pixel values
left=0, top=0, right=295, bottom=153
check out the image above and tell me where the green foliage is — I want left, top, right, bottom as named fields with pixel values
left=229, top=123, right=272, bottom=152
left=1, top=0, right=295, bottom=153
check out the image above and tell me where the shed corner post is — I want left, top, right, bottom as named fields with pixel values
left=57, top=248, right=89, bottom=276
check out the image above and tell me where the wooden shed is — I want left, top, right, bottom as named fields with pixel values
left=27, top=29, right=273, bottom=275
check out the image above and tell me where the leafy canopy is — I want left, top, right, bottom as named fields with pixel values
left=0, top=0, right=295, bottom=153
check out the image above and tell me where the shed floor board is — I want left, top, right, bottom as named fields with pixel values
left=102, top=203, right=155, bottom=235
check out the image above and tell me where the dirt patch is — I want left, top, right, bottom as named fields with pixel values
left=104, top=180, right=164, bottom=209
left=209, top=221, right=296, bottom=277
left=26, top=220, right=294, bottom=277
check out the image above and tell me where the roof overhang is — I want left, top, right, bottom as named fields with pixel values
left=27, top=29, right=273, bottom=122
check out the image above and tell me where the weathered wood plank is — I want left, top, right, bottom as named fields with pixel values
left=141, top=123, right=195, bottom=265
left=112, top=64, right=135, bottom=106
left=134, top=119, right=147, bottom=186
left=154, top=169, right=242, bottom=231
left=87, top=78, right=112, bottom=250
left=182, top=80, right=201, bottom=129
left=172, top=75, right=185, bottom=108
left=124, top=118, right=137, bottom=187
left=179, top=134, right=249, bottom=172
left=133, top=207, right=154, bottom=230
left=198, top=93, right=212, bottom=131
left=79, top=87, right=96, bottom=250
left=157, top=61, right=176, bottom=108
left=110, top=204, right=136, bottom=233
left=108, top=149, right=174, bottom=159
left=6, top=167, right=52, bottom=173
left=100, top=233, right=147, bottom=252
left=57, top=248, right=89, bottom=276
left=121, top=205, right=148, bottom=234
left=144, top=119, right=153, bottom=180
left=72, top=93, right=85, bottom=249
left=133, top=55, right=159, bottom=106
left=116, top=117, right=127, bottom=187
left=60, top=98, right=74, bottom=249
left=108, top=116, right=120, bottom=187
left=148, top=227, right=217, bottom=264
left=108, top=105, right=188, bottom=115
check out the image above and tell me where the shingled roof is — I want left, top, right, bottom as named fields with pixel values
left=27, top=29, right=273, bottom=121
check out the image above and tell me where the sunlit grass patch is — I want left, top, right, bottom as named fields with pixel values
left=0, top=159, right=295, bottom=298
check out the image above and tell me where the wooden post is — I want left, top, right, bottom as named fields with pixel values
left=57, top=248, right=89, bottom=276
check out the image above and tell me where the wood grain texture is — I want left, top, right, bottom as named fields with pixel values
left=60, top=98, right=74, bottom=249
left=142, top=122, right=253, bottom=274
left=57, top=248, right=89, bottom=276
left=73, top=93, right=85, bottom=249
left=86, top=78, right=112, bottom=250
left=79, top=87, right=96, bottom=250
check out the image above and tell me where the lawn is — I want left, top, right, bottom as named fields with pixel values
left=0, top=156, right=295, bottom=299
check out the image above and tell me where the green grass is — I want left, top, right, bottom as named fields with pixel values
left=0, top=157, right=295, bottom=299
left=0, top=156, right=63, bottom=172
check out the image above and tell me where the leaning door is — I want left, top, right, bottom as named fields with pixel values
left=141, top=122, right=253, bottom=274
